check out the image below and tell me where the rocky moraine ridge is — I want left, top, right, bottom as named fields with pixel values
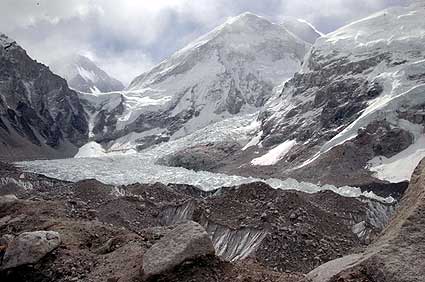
left=0, top=157, right=424, bottom=282
left=0, top=161, right=400, bottom=281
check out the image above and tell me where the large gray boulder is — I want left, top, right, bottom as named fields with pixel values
left=0, top=194, right=18, bottom=206
left=142, top=221, right=215, bottom=279
left=1, top=231, right=61, bottom=270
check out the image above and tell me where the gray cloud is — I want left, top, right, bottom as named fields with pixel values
left=0, top=0, right=408, bottom=85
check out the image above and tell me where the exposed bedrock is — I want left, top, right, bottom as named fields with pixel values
left=0, top=34, right=89, bottom=161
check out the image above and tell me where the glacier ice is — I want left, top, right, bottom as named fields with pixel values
left=17, top=113, right=394, bottom=204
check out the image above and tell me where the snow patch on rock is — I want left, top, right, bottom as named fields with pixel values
left=369, top=135, right=425, bottom=182
left=251, top=140, right=296, bottom=166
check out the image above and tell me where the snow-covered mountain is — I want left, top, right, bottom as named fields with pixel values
left=50, top=55, right=124, bottom=94
left=239, top=3, right=425, bottom=186
left=0, top=34, right=88, bottom=161
left=84, top=12, right=311, bottom=151
left=281, top=17, right=323, bottom=44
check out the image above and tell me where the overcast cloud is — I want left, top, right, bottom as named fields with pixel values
left=0, top=0, right=408, bottom=85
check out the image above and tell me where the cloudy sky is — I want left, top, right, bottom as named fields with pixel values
left=0, top=0, right=407, bottom=85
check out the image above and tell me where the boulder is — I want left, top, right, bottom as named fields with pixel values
left=142, top=221, right=215, bottom=279
left=0, top=195, right=19, bottom=212
left=306, top=158, right=425, bottom=282
left=1, top=231, right=61, bottom=270
left=0, top=194, right=18, bottom=205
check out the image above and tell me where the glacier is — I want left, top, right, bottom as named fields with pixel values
left=17, top=113, right=394, bottom=204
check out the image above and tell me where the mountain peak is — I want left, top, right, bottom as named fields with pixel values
left=219, top=12, right=278, bottom=33
left=72, top=54, right=95, bottom=65
left=50, top=54, right=124, bottom=94
left=226, top=12, right=265, bottom=25
left=56, top=54, right=98, bottom=70
left=167, top=12, right=305, bottom=64
left=120, top=11, right=310, bottom=147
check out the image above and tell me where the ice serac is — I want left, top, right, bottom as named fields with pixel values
left=84, top=12, right=310, bottom=152
left=254, top=4, right=425, bottom=186
left=0, top=34, right=89, bottom=161
left=50, top=55, right=124, bottom=94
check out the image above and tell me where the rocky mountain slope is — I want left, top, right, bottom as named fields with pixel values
left=305, top=156, right=425, bottom=282
left=81, top=12, right=311, bottom=151
left=257, top=3, right=425, bottom=186
left=164, top=3, right=425, bottom=189
left=50, top=55, right=124, bottom=94
left=0, top=34, right=88, bottom=161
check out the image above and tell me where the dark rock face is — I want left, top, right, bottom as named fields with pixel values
left=260, top=54, right=390, bottom=149
left=306, top=157, right=425, bottom=282
left=0, top=34, right=88, bottom=161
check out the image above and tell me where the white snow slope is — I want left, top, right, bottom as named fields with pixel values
left=281, top=17, right=323, bottom=44
left=251, top=140, right=297, bottom=166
